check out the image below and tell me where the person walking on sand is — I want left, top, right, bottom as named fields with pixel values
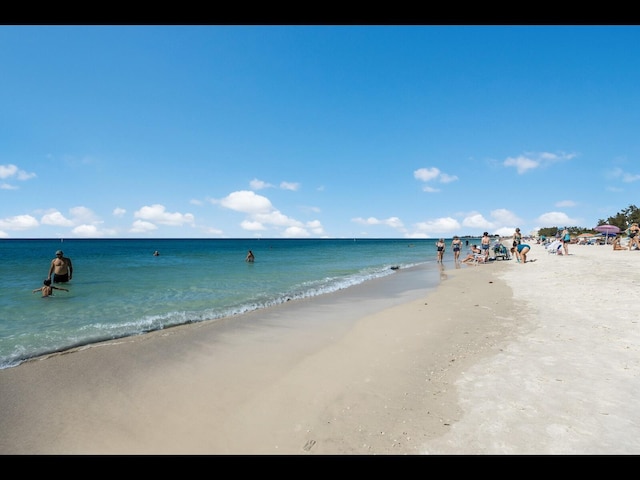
left=33, top=278, right=68, bottom=297
left=435, top=239, right=445, bottom=263
left=48, top=250, right=73, bottom=284
left=561, top=227, right=571, bottom=255
left=451, top=236, right=463, bottom=263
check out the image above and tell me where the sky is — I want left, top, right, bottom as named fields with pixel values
left=1, top=25, right=640, bottom=239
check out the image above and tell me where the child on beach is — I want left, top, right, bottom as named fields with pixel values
left=33, top=278, right=69, bottom=297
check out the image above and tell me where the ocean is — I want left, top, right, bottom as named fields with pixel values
left=0, top=237, right=471, bottom=370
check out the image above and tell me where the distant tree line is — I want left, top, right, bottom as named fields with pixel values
left=537, top=204, right=640, bottom=237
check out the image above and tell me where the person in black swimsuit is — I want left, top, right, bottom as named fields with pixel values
left=48, top=250, right=73, bottom=283
left=436, top=239, right=445, bottom=263
left=451, top=236, right=462, bottom=263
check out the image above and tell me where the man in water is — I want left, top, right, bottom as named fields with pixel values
left=48, top=250, right=73, bottom=283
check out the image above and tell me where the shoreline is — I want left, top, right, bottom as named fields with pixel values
left=1, top=243, right=638, bottom=454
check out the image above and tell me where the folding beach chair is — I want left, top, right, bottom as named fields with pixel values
left=492, top=242, right=511, bottom=260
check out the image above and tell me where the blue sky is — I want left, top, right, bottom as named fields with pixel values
left=1, top=25, right=639, bottom=239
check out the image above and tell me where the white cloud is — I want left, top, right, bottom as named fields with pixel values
left=489, top=208, right=521, bottom=226
left=71, top=224, right=117, bottom=238
left=0, top=163, right=36, bottom=188
left=280, top=181, right=300, bottom=191
left=414, top=167, right=458, bottom=192
left=461, top=213, right=494, bottom=230
left=414, top=167, right=441, bottom=182
left=351, top=216, right=404, bottom=229
left=249, top=178, right=274, bottom=190
left=41, top=210, right=75, bottom=227
left=282, top=226, right=310, bottom=238
left=253, top=210, right=303, bottom=228
left=412, top=217, right=461, bottom=236
left=216, top=189, right=322, bottom=236
left=306, top=220, right=326, bottom=235
left=130, top=220, right=158, bottom=233
left=240, top=220, right=266, bottom=231
left=503, top=155, right=539, bottom=174
left=0, top=164, right=18, bottom=178
left=0, top=214, right=39, bottom=230
left=536, top=211, right=579, bottom=228
left=134, top=204, right=195, bottom=226
left=504, top=151, right=576, bottom=174
left=217, top=191, right=274, bottom=214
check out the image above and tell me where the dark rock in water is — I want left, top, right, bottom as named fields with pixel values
left=390, top=266, right=400, bottom=270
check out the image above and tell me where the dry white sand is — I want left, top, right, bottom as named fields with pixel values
left=0, top=242, right=638, bottom=454
left=423, top=242, right=640, bottom=454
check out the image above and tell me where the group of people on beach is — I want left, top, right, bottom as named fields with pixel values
left=440, top=232, right=497, bottom=265
left=436, top=236, right=468, bottom=264
left=439, top=228, right=534, bottom=265
left=611, top=222, right=640, bottom=251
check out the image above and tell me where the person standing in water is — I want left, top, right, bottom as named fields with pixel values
left=245, top=250, right=255, bottom=262
left=451, top=236, right=462, bottom=263
left=435, top=239, right=445, bottom=263
left=48, top=250, right=73, bottom=284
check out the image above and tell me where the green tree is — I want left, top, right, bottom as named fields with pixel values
left=597, top=204, right=640, bottom=229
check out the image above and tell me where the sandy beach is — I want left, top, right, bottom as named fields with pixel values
left=1, top=242, right=639, bottom=455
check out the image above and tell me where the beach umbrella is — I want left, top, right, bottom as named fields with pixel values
left=594, top=225, right=620, bottom=243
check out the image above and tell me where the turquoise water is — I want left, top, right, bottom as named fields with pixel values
left=0, top=237, right=469, bottom=369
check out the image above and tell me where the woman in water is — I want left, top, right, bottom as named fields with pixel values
left=435, top=239, right=445, bottom=263
left=451, top=236, right=462, bottom=263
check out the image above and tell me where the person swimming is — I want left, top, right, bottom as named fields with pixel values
left=33, top=278, right=68, bottom=297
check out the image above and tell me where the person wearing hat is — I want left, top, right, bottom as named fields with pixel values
left=48, top=249, right=73, bottom=284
